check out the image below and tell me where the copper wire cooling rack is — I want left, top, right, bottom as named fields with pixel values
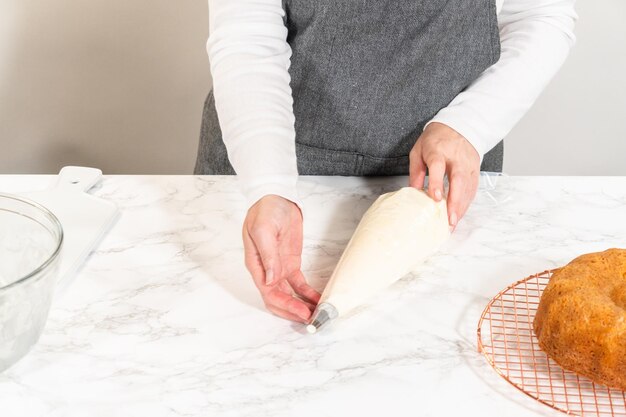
left=477, top=270, right=626, bottom=416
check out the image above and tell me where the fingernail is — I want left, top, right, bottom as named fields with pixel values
left=435, top=189, right=442, bottom=201
left=265, top=269, right=274, bottom=285
left=449, top=212, right=458, bottom=228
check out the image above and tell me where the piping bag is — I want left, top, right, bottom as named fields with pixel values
left=307, top=187, right=450, bottom=333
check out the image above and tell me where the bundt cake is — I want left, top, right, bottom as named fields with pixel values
left=534, top=248, right=626, bottom=390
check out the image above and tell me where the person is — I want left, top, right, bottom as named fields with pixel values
left=195, top=0, right=577, bottom=323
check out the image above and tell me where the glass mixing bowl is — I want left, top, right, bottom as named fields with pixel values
left=0, top=194, right=63, bottom=372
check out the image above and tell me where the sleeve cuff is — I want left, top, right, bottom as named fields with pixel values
left=240, top=176, right=303, bottom=212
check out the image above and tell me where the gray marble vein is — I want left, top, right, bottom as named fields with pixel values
left=0, top=174, right=624, bottom=417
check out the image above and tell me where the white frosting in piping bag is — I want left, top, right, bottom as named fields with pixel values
left=308, top=187, right=450, bottom=333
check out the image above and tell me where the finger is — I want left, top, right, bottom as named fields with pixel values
left=409, top=146, right=427, bottom=190
left=425, top=157, right=446, bottom=202
left=248, top=225, right=282, bottom=286
left=242, top=227, right=267, bottom=289
left=276, top=279, right=316, bottom=310
left=446, top=170, right=468, bottom=229
left=287, top=271, right=321, bottom=305
left=265, top=289, right=313, bottom=321
left=266, top=304, right=309, bottom=323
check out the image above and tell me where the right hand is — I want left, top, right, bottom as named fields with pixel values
left=242, top=195, right=321, bottom=323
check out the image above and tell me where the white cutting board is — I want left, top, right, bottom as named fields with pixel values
left=20, top=166, right=120, bottom=294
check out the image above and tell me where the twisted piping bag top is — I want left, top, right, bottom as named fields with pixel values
left=308, top=187, right=450, bottom=333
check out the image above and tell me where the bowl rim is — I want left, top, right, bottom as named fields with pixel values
left=0, top=193, right=64, bottom=292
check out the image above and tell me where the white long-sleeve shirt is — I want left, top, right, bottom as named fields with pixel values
left=207, top=0, right=577, bottom=207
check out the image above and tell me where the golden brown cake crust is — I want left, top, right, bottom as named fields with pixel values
left=534, top=248, right=626, bottom=390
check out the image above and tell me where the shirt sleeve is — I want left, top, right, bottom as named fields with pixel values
left=427, top=0, right=578, bottom=158
left=207, top=0, right=300, bottom=208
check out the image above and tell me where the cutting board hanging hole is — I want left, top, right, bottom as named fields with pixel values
left=55, top=167, right=103, bottom=193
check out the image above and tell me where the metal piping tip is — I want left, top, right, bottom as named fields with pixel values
left=306, top=302, right=338, bottom=334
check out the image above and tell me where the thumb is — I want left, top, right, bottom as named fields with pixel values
left=249, top=225, right=282, bottom=286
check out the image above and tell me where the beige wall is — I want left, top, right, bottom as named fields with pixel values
left=504, top=0, right=626, bottom=176
left=0, top=1, right=625, bottom=175
left=0, top=0, right=211, bottom=174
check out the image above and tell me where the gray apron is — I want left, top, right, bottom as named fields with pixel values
left=195, top=0, right=504, bottom=176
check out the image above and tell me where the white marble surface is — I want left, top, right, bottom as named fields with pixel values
left=0, top=175, right=625, bottom=417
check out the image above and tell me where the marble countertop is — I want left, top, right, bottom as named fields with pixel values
left=0, top=175, right=625, bottom=417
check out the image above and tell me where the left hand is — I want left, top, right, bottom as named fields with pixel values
left=242, top=195, right=321, bottom=323
left=409, top=122, right=481, bottom=230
